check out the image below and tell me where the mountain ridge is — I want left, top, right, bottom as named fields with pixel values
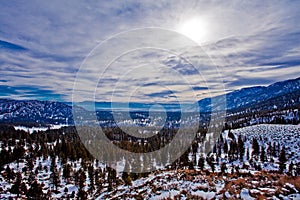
left=0, top=77, right=299, bottom=125
left=198, top=76, right=300, bottom=112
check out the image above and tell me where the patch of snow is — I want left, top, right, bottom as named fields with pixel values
left=14, top=124, right=67, bottom=134
left=191, top=190, right=215, bottom=199
left=149, top=189, right=180, bottom=200
left=240, top=188, right=254, bottom=200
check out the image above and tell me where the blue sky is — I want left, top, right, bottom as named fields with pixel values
left=0, top=1, right=300, bottom=102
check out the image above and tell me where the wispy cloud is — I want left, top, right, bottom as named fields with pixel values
left=0, top=0, right=299, bottom=102
left=0, top=85, right=65, bottom=101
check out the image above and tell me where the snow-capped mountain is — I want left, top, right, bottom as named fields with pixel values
left=0, top=99, right=73, bottom=125
left=0, top=77, right=299, bottom=126
left=198, top=76, right=300, bottom=112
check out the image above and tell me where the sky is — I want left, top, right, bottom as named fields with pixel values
left=0, top=0, right=300, bottom=103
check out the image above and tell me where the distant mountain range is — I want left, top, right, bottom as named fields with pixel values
left=0, top=77, right=299, bottom=125
left=0, top=99, right=73, bottom=125
left=198, top=77, right=300, bottom=113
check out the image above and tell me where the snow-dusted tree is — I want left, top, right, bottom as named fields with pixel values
left=50, top=170, right=60, bottom=191
left=246, top=148, right=250, bottom=160
left=94, top=168, right=103, bottom=193
left=77, top=170, right=87, bottom=199
left=238, top=135, right=245, bottom=161
left=228, top=129, right=235, bottom=140
left=288, top=162, right=295, bottom=176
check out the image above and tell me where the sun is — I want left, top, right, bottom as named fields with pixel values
left=177, top=17, right=209, bottom=44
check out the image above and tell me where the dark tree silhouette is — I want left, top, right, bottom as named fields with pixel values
left=77, top=170, right=87, bottom=199
left=10, top=172, right=22, bottom=197
left=260, top=146, right=266, bottom=162
left=221, top=163, right=227, bottom=174
left=252, top=138, right=260, bottom=156
left=279, top=146, right=287, bottom=173
left=27, top=180, right=45, bottom=199
left=198, top=156, right=205, bottom=170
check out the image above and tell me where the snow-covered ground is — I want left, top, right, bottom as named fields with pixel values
left=95, top=168, right=299, bottom=199
left=0, top=124, right=299, bottom=199
left=232, top=124, right=300, bottom=162
left=14, top=124, right=67, bottom=134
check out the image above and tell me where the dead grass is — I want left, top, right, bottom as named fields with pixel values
left=279, top=175, right=300, bottom=191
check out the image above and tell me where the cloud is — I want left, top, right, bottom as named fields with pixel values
left=0, top=85, right=65, bottom=101
left=0, top=0, right=299, bottom=102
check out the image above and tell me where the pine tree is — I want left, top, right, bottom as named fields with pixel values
left=13, top=145, right=25, bottom=167
left=210, top=161, right=215, bottom=173
left=122, top=171, right=132, bottom=186
left=77, top=170, right=87, bottom=199
left=229, top=140, right=237, bottom=161
left=238, top=135, right=245, bottom=161
left=288, top=162, right=294, bottom=176
left=220, top=134, right=224, bottom=144
left=74, top=169, right=79, bottom=187
left=271, top=142, right=277, bottom=157
left=279, top=146, right=287, bottom=173
left=20, top=182, right=28, bottom=196
left=296, top=163, right=300, bottom=176
left=88, top=165, right=95, bottom=195
left=50, top=156, right=60, bottom=191
left=223, top=141, right=228, bottom=154
left=28, top=171, right=35, bottom=184
left=180, top=150, right=189, bottom=168
left=198, top=156, right=205, bottom=170
left=64, top=187, right=69, bottom=199
left=183, top=156, right=191, bottom=169
left=27, top=180, right=45, bottom=199
left=63, top=163, right=72, bottom=183
left=94, top=168, right=103, bottom=193
left=252, top=138, right=260, bottom=156
left=206, top=156, right=215, bottom=172
left=228, top=129, right=235, bottom=140
left=5, top=165, right=14, bottom=184
left=267, top=142, right=272, bottom=158
left=260, top=146, right=266, bottom=162
left=10, top=172, right=22, bottom=197
left=50, top=170, right=60, bottom=191
left=50, top=156, right=56, bottom=173
left=25, top=156, right=34, bottom=172
left=107, top=167, right=116, bottom=191
left=221, top=163, right=227, bottom=174
left=246, top=148, right=250, bottom=160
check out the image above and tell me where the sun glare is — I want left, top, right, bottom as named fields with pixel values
left=178, top=18, right=209, bottom=44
